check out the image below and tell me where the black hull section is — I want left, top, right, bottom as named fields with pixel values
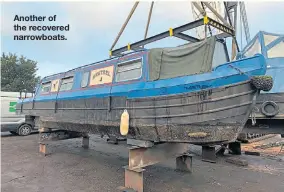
left=17, top=81, right=258, bottom=145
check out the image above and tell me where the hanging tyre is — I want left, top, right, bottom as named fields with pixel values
left=261, top=101, right=279, bottom=117
left=250, top=75, right=273, bottom=92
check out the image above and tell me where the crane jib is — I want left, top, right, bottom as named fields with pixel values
left=207, top=18, right=235, bottom=37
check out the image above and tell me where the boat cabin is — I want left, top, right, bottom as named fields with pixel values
left=32, top=37, right=230, bottom=101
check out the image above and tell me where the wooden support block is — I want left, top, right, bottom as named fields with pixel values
left=225, top=157, right=248, bottom=166
left=39, top=128, right=51, bottom=133
left=127, top=138, right=154, bottom=148
left=39, top=130, right=86, bottom=142
left=244, top=151, right=260, bottom=156
left=39, top=143, right=48, bottom=156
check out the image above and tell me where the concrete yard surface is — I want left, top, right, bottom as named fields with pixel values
left=1, top=133, right=284, bottom=192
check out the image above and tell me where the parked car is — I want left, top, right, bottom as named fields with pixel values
left=1, top=91, right=35, bottom=136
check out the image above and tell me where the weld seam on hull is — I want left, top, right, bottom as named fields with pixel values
left=174, top=112, right=249, bottom=125
left=18, top=90, right=255, bottom=111
left=128, top=90, right=255, bottom=109
left=135, top=101, right=253, bottom=119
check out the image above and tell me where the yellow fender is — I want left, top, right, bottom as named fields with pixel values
left=120, top=109, right=129, bottom=136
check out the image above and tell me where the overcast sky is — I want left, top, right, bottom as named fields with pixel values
left=1, top=1, right=284, bottom=77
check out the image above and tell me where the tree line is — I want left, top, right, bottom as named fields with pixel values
left=1, top=52, right=41, bottom=93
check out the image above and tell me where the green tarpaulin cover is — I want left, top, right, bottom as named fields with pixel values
left=148, top=37, right=216, bottom=81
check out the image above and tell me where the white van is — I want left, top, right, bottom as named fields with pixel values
left=1, top=91, right=35, bottom=135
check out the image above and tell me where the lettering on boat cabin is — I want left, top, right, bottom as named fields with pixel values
left=51, top=79, right=60, bottom=92
left=90, top=66, right=114, bottom=86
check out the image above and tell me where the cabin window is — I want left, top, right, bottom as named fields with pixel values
left=81, top=71, right=89, bottom=88
left=59, top=76, right=74, bottom=91
left=116, top=59, right=142, bottom=82
left=41, top=82, right=51, bottom=93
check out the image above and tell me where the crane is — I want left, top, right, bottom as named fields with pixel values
left=239, top=1, right=251, bottom=43
left=191, top=1, right=251, bottom=59
left=109, top=1, right=244, bottom=59
left=191, top=2, right=224, bottom=39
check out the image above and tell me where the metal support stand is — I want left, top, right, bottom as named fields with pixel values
left=82, top=136, right=89, bottom=149
left=39, top=127, right=50, bottom=156
left=176, top=154, right=193, bottom=172
left=216, top=144, right=227, bottom=156
left=124, top=166, right=145, bottom=192
left=122, top=142, right=191, bottom=192
left=202, top=142, right=241, bottom=163
left=228, top=141, right=241, bottom=155
left=202, top=146, right=216, bottom=163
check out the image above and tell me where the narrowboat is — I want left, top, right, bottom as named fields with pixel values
left=16, top=36, right=272, bottom=145
left=238, top=31, right=284, bottom=120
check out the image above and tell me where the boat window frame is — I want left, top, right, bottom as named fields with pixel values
left=115, top=58, right=143, bottom=82
left=40, top=81, right=51, bottom=94
left=81, top=71, right=90, bottom=88
left=59, top=76, right=74, bottom=92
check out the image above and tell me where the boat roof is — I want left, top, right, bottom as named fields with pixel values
left=41, top=49, right=147, bottom=82
left=41, top=34, right=230, bottom=83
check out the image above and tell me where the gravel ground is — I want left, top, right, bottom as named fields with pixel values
left=1, top=132, right=284, bottom=192
left=242, top=134, right=284, bottom=157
